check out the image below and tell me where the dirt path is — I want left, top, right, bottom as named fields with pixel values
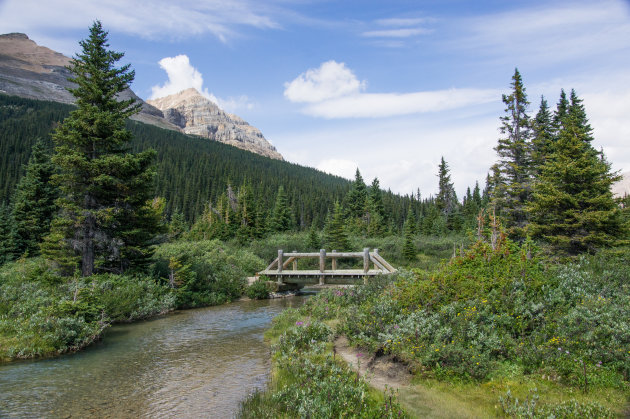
left=333, top=335, right=411, bottom=391
left=333, top=336, right=490, bottom=418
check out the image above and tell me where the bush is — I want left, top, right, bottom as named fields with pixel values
left=152, top=240, right=265, bottom=308
left=246, top=278, right=271, bottom=299
left=0, top=258, right=174, bottom=361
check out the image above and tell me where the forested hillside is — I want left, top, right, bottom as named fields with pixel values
left=0, top=94, right=349, bottom=223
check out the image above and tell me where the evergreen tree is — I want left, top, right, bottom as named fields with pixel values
left=402, top=213, right=416, bottom=261
left=12, top=139, right=58, bottom=256
left=552, top=89, right=570, bottom=135
left=307, top=224, right=320, bottom=250
left=531, top=96, right=555, bottom=175
left=367, top=177, right=386, bottom=236
left=0, top=203, right=17, bottom=264
left=168, top=210, right=188, bottom=241
left=528, top=92, right=626, bottom=254
left=48, top=21, right=157, bottom=276
left=345, top=169, right=368, bottom=219
left=270, top=186, right=293, bottom=232
left=435, top=157, right=457, bottom=217
left=493, top=68, right=533, bottom=239
left=325, top=202, right=350, bottom=250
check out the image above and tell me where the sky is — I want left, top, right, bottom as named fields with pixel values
left=1, top=0, right=629, bottom=197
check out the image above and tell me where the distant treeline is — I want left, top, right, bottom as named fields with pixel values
left=0, top=94, right=425, bottom=230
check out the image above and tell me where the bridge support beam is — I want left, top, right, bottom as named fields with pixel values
left=277, top=249, right=283, bottom=285
left=319, top=248, right=326, bottom=285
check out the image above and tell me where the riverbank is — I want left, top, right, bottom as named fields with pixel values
left=0, top=240, right=268, bottom=363
left=239, top=240, right=630, bottom=417
left=0, top=297, right=303, bottom=417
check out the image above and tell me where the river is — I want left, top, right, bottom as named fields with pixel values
left=0, top=297, right=304, bottom=418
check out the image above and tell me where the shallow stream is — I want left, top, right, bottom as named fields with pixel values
left=0, top=297, right=304, bottom=418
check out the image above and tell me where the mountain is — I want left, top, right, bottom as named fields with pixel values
left=0, top=94, right=358, bottom=223
left=0, top=33, right=281, bottom=159
left=0, top=33, right=177, bottom=131
left=147, top=88, right=282, bottom=160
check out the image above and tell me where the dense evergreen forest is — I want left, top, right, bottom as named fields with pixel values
left=0, top=94, right=429, bottom=230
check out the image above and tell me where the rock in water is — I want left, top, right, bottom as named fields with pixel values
left=147, top=88, right=282, bottom=160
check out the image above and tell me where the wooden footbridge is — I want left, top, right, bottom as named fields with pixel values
left=258, top=248, right=396, bottom=286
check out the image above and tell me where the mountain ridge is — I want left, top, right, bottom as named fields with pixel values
left=0, top=33, right=281, bottom=160
left=147, top=88, right=282, bottom=160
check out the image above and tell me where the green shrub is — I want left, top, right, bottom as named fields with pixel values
left=152, top=240, right=265, bottom=308
left=246, top=278, right=271, bottom=299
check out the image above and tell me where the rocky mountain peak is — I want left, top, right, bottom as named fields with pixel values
left=147, top=89, right=283, bottom=160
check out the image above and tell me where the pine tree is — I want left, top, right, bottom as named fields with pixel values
left=325, top=202, right=350, bottom=250
left=345, top=169, right=368, bottom=219
left=435, top=157, right=457, bottom=217
left=367, top=177, right=386, bottom=236
left=531, top=96, right=555, bottom=175
left=12, top=139, right=58, bottom=256
left=402, top=213, right=417, bottom=260
left=0, top=203, right=17, bottom=264
left=552, top=89, right=569, bottom=135
left=270, top=186, right=293, bottom=232
left=168, top=210, right=188, bottom=241
left=528, top=91, right=626, bottom=254
left=307, top=224, right=320, bottom=250
left=493, top=68, right=533, bottom=239
left=48, top=21, right=156, bottom=276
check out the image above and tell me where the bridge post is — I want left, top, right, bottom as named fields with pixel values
left=292, top=250, right=297, bottom=270
left=331, top=250, right=337, bottom=271
left=277, top=249, right=283, bottom=285
left=319, top=249, right=326, bottom=285
left=363, top=248, right=370, bottom=285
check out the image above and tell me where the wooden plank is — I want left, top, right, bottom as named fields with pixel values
left=282, top=256, right=296, bottom=269
left=264, top=257, right=278, bottom=271
left=372, top=253, right=395, bottom=272
left=369, top=255, right=387, bottom=271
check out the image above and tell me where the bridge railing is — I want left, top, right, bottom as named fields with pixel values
left=258, top=248, right=396, bottom=284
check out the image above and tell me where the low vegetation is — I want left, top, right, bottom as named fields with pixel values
left=253, top=232, right=628, bottom=417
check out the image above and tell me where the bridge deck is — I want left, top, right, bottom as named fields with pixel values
left=259, top=269, right=385, bottom=277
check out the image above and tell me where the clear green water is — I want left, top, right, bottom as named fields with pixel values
left=0, top=297, right=304, bottom=418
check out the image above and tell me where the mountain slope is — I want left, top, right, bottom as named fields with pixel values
left=147, top=88, right=282, bottom=160
left=0, top=94, right=345, bottom=222
left=0, top=33, right=282, bottom=159
left=0, top=33, right=177, bottom=131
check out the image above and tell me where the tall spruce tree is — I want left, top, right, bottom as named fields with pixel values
left=435, top=157, right=457, bottom=217
left=270, top=186, right=293, bottom=232
left=0, top=203, right=17, bottom=264
left=531, top=96, right=555, bottom=175
left=345, top=169, right=368, bottom=219
left=528, top=91, right=626, bottom=254
left=48, top=21, right=157, bottom=276
left=402, top=212, right=417, bottom=260
left=12, top=139, right=58, bottom=256
left=493, top=68, right=533, bottom=239
left=325, top=202, right=350, bottom=250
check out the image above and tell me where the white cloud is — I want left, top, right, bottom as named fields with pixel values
left=284, top=61, right=499, bottom=118
left=302, top=88, right=500, bottom=119
left=0, top=0, right=280, bottom=44
left=151, top=55, right=209, bottom=99
left=150, top=55, right=253, bottom=112
left=362, top=28, right=431, bottom=38
left=458, top=0, right=630, bottom=65
left=375, top=18, right=429, bottom=27
left=283, top=61, right=366, bottom=103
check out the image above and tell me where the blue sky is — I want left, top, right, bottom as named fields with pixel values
left=2, top=0, right=629, bottom=197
